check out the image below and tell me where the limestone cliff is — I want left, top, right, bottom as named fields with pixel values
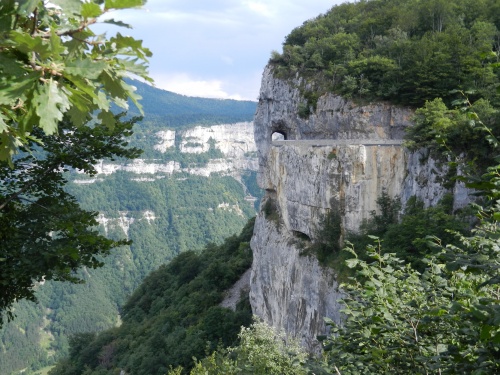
left=249, top=66, right=469, bottom=351
left=74, top=121, right=260, bottom=250
left=73, top=121, right=258, bottom=181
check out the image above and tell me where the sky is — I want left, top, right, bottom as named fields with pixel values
left=105, top=0, right=344, bottom=101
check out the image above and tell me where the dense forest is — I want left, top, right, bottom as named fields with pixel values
left=0, top=82, right=258, bottom=374
left=271, top=0, right=500, bottom=106
left=49, top=219, right=255, bottom=375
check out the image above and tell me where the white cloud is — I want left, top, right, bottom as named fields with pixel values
left=152, top=73, right=245, bottom=100
left=243, top=1, right=274, bottom=18
left=97, top=0, right=343, bottom=100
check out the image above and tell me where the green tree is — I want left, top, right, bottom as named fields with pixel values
left=0, top=116, right=142, bottom=324
left=0, top=0, right=151, bottom=324
left=322, top=240, right=494, bottom=374
left=0, top=0, right=151, bottom=162
left=404, top=97, right=467, bottom=153
left=170, top=319, right=308, bottom=375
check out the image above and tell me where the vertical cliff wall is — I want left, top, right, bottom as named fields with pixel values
left=249, top=66, right=469, bottom=351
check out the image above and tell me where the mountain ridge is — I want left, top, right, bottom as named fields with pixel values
left=126, top=79, right=257, bottom=130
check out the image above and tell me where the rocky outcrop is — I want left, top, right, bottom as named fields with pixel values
left=177, top=122, right=256, bottom=158
left=262, top=143, right=406, bottom=237
left=249, top=66, right=470, bottom=351
left=402, top=149, right=470, bottom=211
left=220, top=268, right=252, bottom=311
left=154, top=130, right=176, bottom=152
left=254, top=67, right=412, bottom=180
left=73, top=122, right=258, bottom=182
left=250, top=215, right=343, bottom=352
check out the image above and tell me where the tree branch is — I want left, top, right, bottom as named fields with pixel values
left=0, top=160, right=60, bottom=211
left=30, top=8, right=38, bottom=36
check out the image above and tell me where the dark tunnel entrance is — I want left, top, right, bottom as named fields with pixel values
left=271, top=131, right=286, bottom=141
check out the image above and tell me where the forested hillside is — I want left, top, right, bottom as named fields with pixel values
left=0, top=83, right=258, bottom=374
left=271, top=0, right=500, bottom=111
left=50, top=219, right=255, bottom=375
left=130, top=80, right=257, bottom=129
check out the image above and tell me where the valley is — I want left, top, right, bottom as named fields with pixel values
left=0, top=83, right=259, bottom=374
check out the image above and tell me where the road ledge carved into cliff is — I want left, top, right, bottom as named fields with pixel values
left=273, top=139, right=403, bottom=147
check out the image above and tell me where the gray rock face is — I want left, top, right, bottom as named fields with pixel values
left=250, top=65, right=471, bottom=351
left=261, top=143, right=407, bottom=237
left=73, top=122, right=258, bottom=182
left=402, top=149, right=470, bottom=211
left=250, top=214, right=343, bottom=353
left=255, top=66, right=413, bottom=185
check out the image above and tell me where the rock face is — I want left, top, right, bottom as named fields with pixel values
left=249, top=66, right=470, bottom=351
left=250, top=215, right=344, bottom=352
left=178, top=122, right=256, bottom=158
left=73, top=122, right=258, bottom=181
left=96, top=211, right=156, bottom=239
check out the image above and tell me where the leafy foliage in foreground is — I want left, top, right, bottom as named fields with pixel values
left=0, top=116, right=141, bottom=325
left=323, top=225, right=500, bottom=374
left=0, top=0, right=152, bottom=364
left=168, top=319, right=308, bottom=375
left=49, top=219, right=255, bottom=375
left=0, top=0, right=151, bottom=162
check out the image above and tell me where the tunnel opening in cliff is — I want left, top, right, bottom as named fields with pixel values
left=293, top=230, right=311, bottom=242
left=271, top=131, right=286, bottom=141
